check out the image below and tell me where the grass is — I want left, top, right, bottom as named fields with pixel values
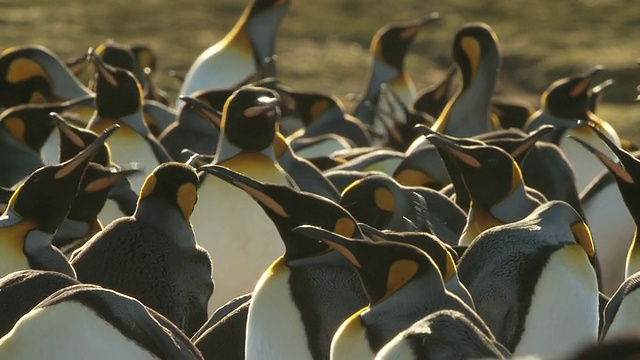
left=1, top=0, right=639, bottom=139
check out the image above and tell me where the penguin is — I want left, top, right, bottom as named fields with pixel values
left=375, top=310, right=510, bottom=360
left=0, top=270, right=79, bottom=338
left=288, top=133, right=355, bottom=159
left=0, top=284, right=204, bottom=359
left=424, top=132, right=545, bottom=246
left=570, top=125, right=640, bottom=293
left=339, top=172, right=466, bottom=245
left=189, top=85, right=294, bottom=310
left=407, top=22, right=502, bottom=151
left=393, top=143, right=451, bottom=189
left=178, top=0, right=291, bottom=102
left=456, top=200, right=599, bottom=358
left=0, top=45, right=93, bottom=109
left=411, top=65, right=457, bottom=120
left=523, top=66, right=621, bottom=192
left=200, top=164, right=369, bottom=360
left=293, top=225, right=494, bottom=360
left=51, top=113, right=140, bottom=226
left=71, top=162, right=213, bottom=336
left=329, top=148, right=406, bottom=176
left=358, top=223, right=474, bottom=308
left=589, top=78, right=614, bottom=114
left=284, top=90, right=371, bottom=147
left=491, top=97, right=534, bottom=130
left=0, top=125, right=117, bottom=279
left=86, top=49, right=171, bottom=193
left=273, top=132, right=340, bottom=201
left=352, top=14, right=440, bottom=139
left=601, top=272, right=640, bottom=341
left=159, top=95, right=221, bottom=162
left=130, top=43, right=170, bottom=105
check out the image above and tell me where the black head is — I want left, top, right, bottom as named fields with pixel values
left=293, top=225, right=444, bottom=305
left=52, top=112, right=111, bottom=167
left=88, top=49, right=143, bottom=118
left=0, top=46, right=60, bottom=107
left=542, top=66, right=603, bottom=119
left=7, top=126, right=118, bottom=233
left=221, top=86, right=280, bottom=151
left=94, top=41, right=145, bottom=86
left=412, top=65, right=457, bottom=118
left=137, top=162, right=199, bottom=222
left=372, top=14, right=440, bottom=70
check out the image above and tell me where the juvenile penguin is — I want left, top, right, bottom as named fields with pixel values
left=71, top=162, right=213, bottom=336
left=179, top=0, right=291, bottom=101
left=295, top=225, right=493, bottom=360
left=375, top=310, right=510, bottom=360
left=0, top=125, right=116, bottom=279
left=190, top=86, right=293, bottom=310
left=201, top=164, right=368, bottom=360
left=0, top=284, right=204, bottom=359
left=352, top=14, right=440, bottom=138
left=86, top=49, right=171, bottom=193
left=0, top=45, right=93, bottom=109
left=457, top=200, right=599, bottom=358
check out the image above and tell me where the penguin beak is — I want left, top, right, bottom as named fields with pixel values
left=425, top=134, right=481, bottom=168
left=87, top=48, right=118, bottom=87
left=199, top=164, right=289, bottom=218
left=569, top=65, right=604, bottom=98
left=53, top=121, right=119, bottom=179
left=359, top=222, right=388, bottom=243
left=51, top=113, right=85, bottom=149
left=508, top=124, right=555, bottom=160
left=179, top=95, right=222, bottom=128
left=243, top=96, right=279, bottom=118
left=293, top=225, right=363, bottom=268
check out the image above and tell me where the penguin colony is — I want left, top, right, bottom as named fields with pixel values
left=0, top=0, right=639, bottom=359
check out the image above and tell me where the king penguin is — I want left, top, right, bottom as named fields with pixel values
left=456, top=200, right=599, bottom=358
left=375, top=309, right=510, bottom=360
left=178, top=0, right=291, bottom=103
left=571, top=125, right=640, bottom=294
left=0, top=125, right=117, bottom=279
left=200, top=164, right=369, bottom=360
left=71, top=162, right=213, bottom=336
left=407, top=22, right=502, bottom=152
left=0, top=45, right=93, bottom=109
left=523, top=66, right=621, bottom=192
left=294, top=225, right=494, bottom=360
left=0, top=284, right=204, bottom=359
left=190, top=85, right=294, bottom=310
left=352, top=14, right=440, bottom=140
left=86, top=49, right=171, bottom=193
left=0, top=270, right=79, bottom=338
left=601, top=272, right=640, bottom=341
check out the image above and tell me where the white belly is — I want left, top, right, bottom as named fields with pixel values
left=105, top=131, right=159, bottom=194
left=246, top=259, right=313, bottom=360
left=192, top=166, right=288, bottom=311
left=40, top=127, right=60, bottom=165
left=0, top=302, right=158, bottom=360
left=514, top=244, right=599, bottom=359
left=331, top=311, right=374, bottom=360
left=0, top=238, right=30, bottom=279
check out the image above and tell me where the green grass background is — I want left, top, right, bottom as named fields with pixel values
left=2, top=0, right=639, bottom=139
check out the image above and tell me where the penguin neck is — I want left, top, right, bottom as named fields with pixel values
left=459, top=205, right=503, bottom=246
left=488, top=181, right=538, bottom=223
left=354, top=59, right=400, bottom=125
left=134, top=197, right=195, bottom=247
left=246, top=6, right=287, bottom=74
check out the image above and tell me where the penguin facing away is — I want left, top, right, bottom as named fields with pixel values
left=71, top=162, right=213, bottom=336
left=0, top=284, right=204, bottom=359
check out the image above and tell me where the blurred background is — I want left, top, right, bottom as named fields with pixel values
left=2, top=0, right=639, bottom=138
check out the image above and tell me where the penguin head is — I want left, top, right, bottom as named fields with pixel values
left=359, top=223, right=458, bottom=284
left=452, top=22, right=501, bottom=90
left=372, top=14, right=440, bottom=70
left=0, top=45, right=91, bottom=108
left=199, top=164, right=362, bottom=261
left=294, top=225, right=445, bottom=305
left=221, top=86, right=280, bottom=151
left=285, top=91, right=340, bottom=125
left=94, top=41, right=145, bottom=88
left=6, top=125, right=118, bottom=234
left=542, top=66, right=603, bottom=119
left=179, top=95, right=222, bottom=129
left=532, top=201, right=595, bottom=256
left=411, top=65, right=457, bottom=118
left=426, top=133, right=522, bottom=208
left=52, top=112, right=112, bottom=167
left=340, top=173, right=428, bottom=232
left=137, top=162, right=199, bottom=224
left=571, top=124, right=640, bottom=222
left=482, top=125, right=555, bottom=165
left=88, top=49, right=144, bottom=118
left=131, top=44, right=157, bottom=77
